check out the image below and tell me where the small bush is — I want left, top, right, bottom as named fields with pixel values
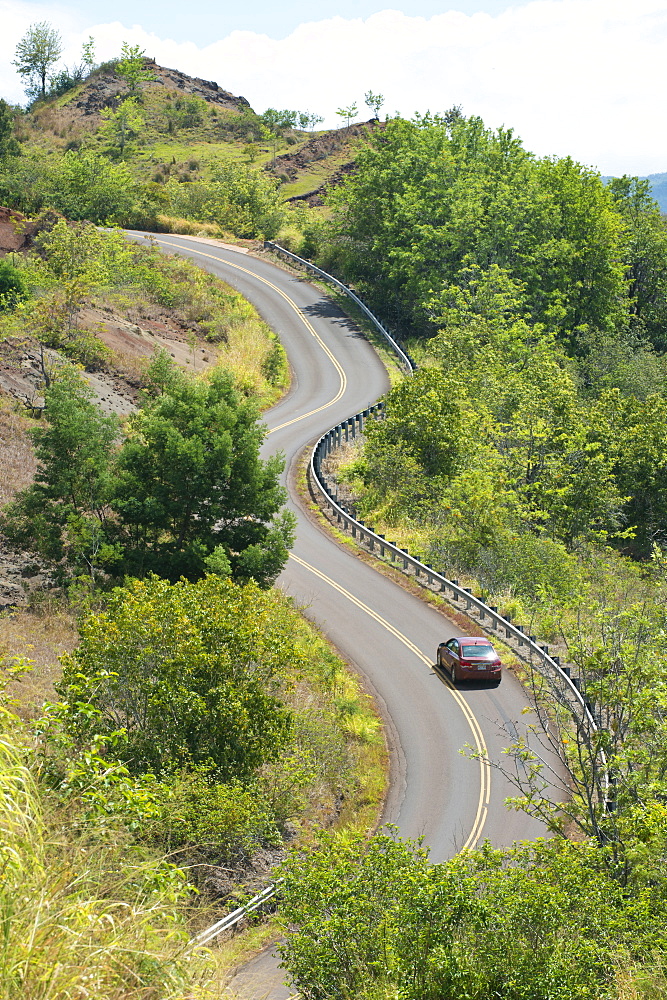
left=147, top=774, right=280, bottom=861
left=0, top=260, right=28, bottom=310
left=155, top=213, right=222, bottom=237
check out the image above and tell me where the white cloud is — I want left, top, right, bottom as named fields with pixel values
left=1, top=0, right=666, bottom=174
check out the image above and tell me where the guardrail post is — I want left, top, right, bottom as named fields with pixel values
left=463, top=587, right=472, bottom=610
left=402, top=548, right=409, bottom=570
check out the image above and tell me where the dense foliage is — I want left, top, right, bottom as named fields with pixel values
left=1, top=360, right=294, bottom=585
left=39, top=573, right=373, bottom=865
left=328, top=115, right=667, bottom=598
left=58, top=575, right=298, bottom=778
left=0, top=563, right=376, bottom=995
left=278, top=830, right=667, bottom=1000
left=322, top=115, right=667, bottom=350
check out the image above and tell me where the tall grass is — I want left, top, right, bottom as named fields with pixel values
left=0, top=726, right=212, bottom=1000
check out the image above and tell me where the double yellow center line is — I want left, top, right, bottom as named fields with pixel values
left=157, top=235, right=491, bottom=850
left=290, top=554, right=491, bottom=850
left=155, top=239, right=347, bottom=432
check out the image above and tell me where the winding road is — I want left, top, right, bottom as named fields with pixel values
left=131, top=233, right=547, bottom=996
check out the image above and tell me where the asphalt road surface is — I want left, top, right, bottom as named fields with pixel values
left=131, top=233, right=549, bottom=998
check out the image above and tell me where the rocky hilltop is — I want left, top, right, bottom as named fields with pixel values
left=25, top=59, right=253, bottom=141
left=75, top=60, right=251, bottom=120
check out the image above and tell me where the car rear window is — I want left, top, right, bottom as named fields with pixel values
left=461, top=644, right=496, bottom=659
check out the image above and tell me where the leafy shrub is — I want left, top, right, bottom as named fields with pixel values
left=57, top=575, right=302, bottom=780
left=0, top=259, right=28, bottom=309
left=147, top=773, right=280, bottom=861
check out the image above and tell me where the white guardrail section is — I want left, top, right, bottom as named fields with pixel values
left=192, top=880, right=283, bottom=949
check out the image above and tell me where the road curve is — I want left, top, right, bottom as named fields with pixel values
left=130, top=231, right=547, bottom=855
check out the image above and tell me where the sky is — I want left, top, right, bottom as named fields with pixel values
left=2, top=0, right=666, bottom=176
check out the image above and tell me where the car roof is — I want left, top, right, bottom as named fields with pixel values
left=456, top=636, right=493, bottom=644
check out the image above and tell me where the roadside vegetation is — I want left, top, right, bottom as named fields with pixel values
left=0, top=574, right=384, bottom=997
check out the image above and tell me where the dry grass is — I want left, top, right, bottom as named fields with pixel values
left=156, top=214, right=223, bottom=238
left=0, top=392, right=37, bottom=504
left=1, top=603, right=78, bottom=717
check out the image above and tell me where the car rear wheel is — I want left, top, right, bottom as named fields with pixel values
left=451, top=661, right=458, bottom=684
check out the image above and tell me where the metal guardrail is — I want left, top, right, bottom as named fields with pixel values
left=264, top=242, right=416, bottom=375
left=310, top=406, right=601, bottom=741
left=192, top=880, right=282, bottom=949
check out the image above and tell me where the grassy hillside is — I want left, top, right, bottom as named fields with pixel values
left=3, top=59, right=375, bottom=241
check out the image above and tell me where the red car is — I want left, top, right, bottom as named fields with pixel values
left=437, top=636, right=502, bottom=685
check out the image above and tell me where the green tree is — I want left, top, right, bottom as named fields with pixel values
left=490, top=601, right=667, bottom=885
left=81, top=36, right=96, bottom=73
left=336, top=102, right=358, bottom=129
left=116, top=42, right=155, bottom=94
left=57, top=574, right=298, bottom=778
left=260, top=108, right=297, bottom=165
left=112, top=365, right=294, bottom=584
left=44, top=151, right=138, bottom=223
left=99, top=96, right=145, bottom=158
left=298, top=111, right=324, bottom=131
left=608, top=175, right=667, bottom=351
left=0, top=366, right=120, bottom=576
left=325, top=114, right=627, bottom=341
left=12, top=21, right=63, bottom=98
left=0, top=260, right=27, bottom=310
left=614, top=392, right=667, bottom=554
left=364, top=90, right=384, bottom=119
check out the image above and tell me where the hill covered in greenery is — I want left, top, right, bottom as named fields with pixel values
left=0, top=50, right=373, bottom=242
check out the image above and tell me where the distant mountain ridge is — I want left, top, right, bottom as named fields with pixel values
left=643, top=173, right=667, bottom=212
